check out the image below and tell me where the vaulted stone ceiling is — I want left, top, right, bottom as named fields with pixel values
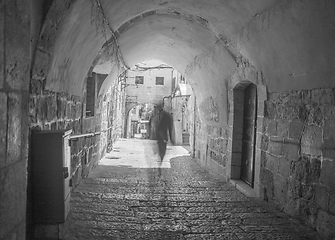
left=37, top=0, right=335, bottom=115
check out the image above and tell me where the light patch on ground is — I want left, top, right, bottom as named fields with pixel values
left=99, top=138, right=190, bottom=168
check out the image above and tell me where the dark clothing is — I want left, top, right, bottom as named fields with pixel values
left=157, top=110, right=173, bottom=160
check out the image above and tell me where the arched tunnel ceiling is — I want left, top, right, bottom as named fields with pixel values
left=98, top=13, right=237, bottom=96
left=45, top=0, right=335, bottom=98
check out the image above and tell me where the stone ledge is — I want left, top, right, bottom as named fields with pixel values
left=230, top=179, right=256, bottom=198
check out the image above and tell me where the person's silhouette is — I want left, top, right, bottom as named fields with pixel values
left=157, top=108, right=173, bottom=161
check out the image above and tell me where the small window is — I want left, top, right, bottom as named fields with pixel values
left=135, top=76, right=144, bottom=84
left=156, top=77, right=164, bottom=85
left=180, top=75, right=185, bottom=84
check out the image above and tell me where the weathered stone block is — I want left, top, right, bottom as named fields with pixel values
left=199, top=97, right=219, bottom=122
left=268, top=92, right=281, bottom=102
left=309, top=158, right=321, bottom=183
left=282, top=106, right=301, bottom=121
left=291, top=156, right=309, bottom=183
left=0, top=160, right=27, bottom=240
left=43, top=123, right=50, bottom=130
left=267, top=140, right=283, bottom=156
left=29, top=97, right=37, bottom=122
left=208, top=138, right=214, bottom=150
left=260, top=149, right=267, bottom=167
left=301, top=125, right=322, bottom=156
left=220, top=154, right=227, bottom=167
left=288, top=121, right=303, bottom=140
left=0, top=92, right=7, bottom=168
left=57, top=120, right=65, bottom=130
left=265, top=153, right=279, bottom=173
left=5, top=11, right=30, bottom=91
left=306, top=105, right=323, bottom=127
left=0, top=8, right=3, bottom=89
left=298, top=105, right=308, bottom=122
left=71, top=101, right=76, bottom=119
left=301, top=90, right=312, bottom=102
left=74, top=119, right=81, bottom=134
left=50, top=121, right=57, bottom=130
left=29, top=78, right=44, bottom=95
left=284, top=197, right=299, bottom=217
left=324, top=119, right=335, bottom=140
left=32, top=50, right=50, bottom=80
left=282, top=141, right=299, bottom=161
left=264, top=101, right=276, bottom=119
left=76, top=102, right=82, bottom=119
left=312, top=88, right=334, bottom=105
left=301, top=184, right=315, bottom=201
left=320, top=159, right=335, bottom=189
left=287, top=177, right=301, bottom=200
left=315, top=185, right=329, bottom=211
left=274, top=174, right=288, bottom=207
left=324, top=105, right=335, bottom=120
left=20, top=93, right=29, bottom=160
left=7, top=93, right=22, bottom=165
left=299, top=198, right=318, bottom=225
left=260, top=168, right=274, bottom=197
left=329, top=193, right=335, bottom=215
left=37, top=96, right=47, bottom=122
left=278, top=158, right=291, bottom=178
left=46, top=94, right=57, bottom=122
left=321, top=139, right=335, bottom=159
left=316, top=210, right=335, bottom=240
left=266, top=119, right=277, bottom=136
left=218, top=138, right=227, bottom=153
left=66, top=102, right=72, bottom=119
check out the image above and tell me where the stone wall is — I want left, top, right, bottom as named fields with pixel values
left=109, top=82, right=126, bottom=145
left=261, top=88, right=335, bottom=239
left=28, top=77, right=110, bottom=239
left=193, top=110, right=229, bottom=180
left=29, top=77, right=101, bottom=187
left=170, top=96, right=191, bottom=145
left=0, top=1, right=30, bottom=239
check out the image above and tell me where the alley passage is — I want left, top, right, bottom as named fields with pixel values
left=65, top=139, right=320, bottom=240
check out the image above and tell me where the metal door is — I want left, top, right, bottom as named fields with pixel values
left=241, top=84, right=257, bottom=186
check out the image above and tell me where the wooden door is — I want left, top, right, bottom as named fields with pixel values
left=241, top=84, right=257, bottom=186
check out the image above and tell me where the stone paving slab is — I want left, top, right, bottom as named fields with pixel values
left=64, top=139, right=321, bottom=240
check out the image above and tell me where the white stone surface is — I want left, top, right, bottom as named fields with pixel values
left=99, top=138, right=190, bottom=169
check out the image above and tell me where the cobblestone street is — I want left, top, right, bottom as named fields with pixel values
left=64, top=139, right=321, bottom=240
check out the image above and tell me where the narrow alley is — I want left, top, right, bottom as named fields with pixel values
left=64, top=139, right=320, bottom=240
left=2, top=2, right=335, bottom=239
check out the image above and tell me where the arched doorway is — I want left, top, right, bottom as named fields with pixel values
left=231, top=82, right=257, bottom=187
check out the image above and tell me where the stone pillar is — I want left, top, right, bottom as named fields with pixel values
left=0, top=1, right=31, bottom=240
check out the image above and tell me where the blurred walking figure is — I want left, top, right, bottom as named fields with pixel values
left=157, top=107, right=173, bottom=162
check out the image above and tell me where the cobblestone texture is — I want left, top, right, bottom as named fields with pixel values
left=64, top=140, right=320, bottom=240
